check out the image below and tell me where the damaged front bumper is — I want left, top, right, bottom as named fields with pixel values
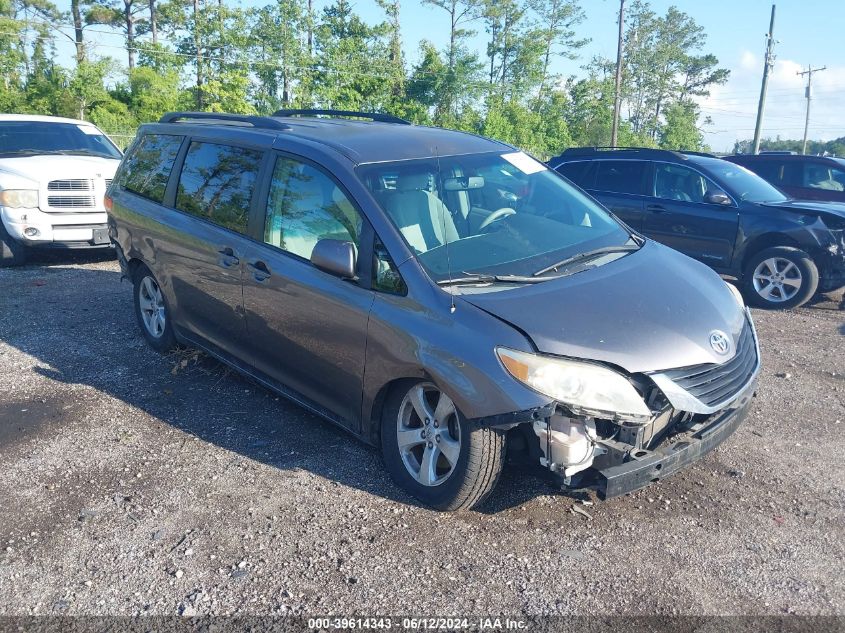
left=593, top=380, right=755, bottom=498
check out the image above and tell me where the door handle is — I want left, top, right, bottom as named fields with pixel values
left=646, top=204, right=669, bottom=214
left=247, top=260, right=271, bottom=282
left=217, top=247, right=240, bottom=268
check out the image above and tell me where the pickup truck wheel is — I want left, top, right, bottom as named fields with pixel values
left=0, top=222, right=27, bottom=267
left=133, top=265, right=177, bottom=352
left=381, top=380, right=506, bottom=511
left=742, top=246, right=818, bottom=309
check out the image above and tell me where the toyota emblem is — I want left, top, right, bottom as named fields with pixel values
left=709, top=330, right=731, bottom=356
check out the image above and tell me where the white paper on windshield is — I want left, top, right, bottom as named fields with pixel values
left=77, top=125, right=100, bottom=135
left=501, top=151, right=547, bottom=175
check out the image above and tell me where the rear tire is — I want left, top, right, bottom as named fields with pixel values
left=0, top=222, right=27, bottom=267
left=381, top=380, right=506, bottom=511
left=132, top=265, right=177, bottom=352
left=742, top=246, right=818, bottom=309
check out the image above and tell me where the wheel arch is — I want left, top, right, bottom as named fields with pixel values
left=740, top=232, right=802, bottom=273
left=126, top=256, right=146, bottom=281
left=363, top=375, right=429, bottom=446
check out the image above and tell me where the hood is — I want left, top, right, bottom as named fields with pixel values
left=763, top=199, right=845, bottom=219
left=460, top=241, right=746, bottom=374
left=0, top=155, right=119, bottom=183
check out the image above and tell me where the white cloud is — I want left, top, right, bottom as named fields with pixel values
left=697, top=49, right=845, bottom=152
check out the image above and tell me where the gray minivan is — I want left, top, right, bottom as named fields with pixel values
left=106, top=111, right=760, bottom=511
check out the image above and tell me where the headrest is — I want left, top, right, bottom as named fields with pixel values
left=396, top=172, right=431, bottom=192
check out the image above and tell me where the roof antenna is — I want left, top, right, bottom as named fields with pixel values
left=434, top=146, right=456, bottom=313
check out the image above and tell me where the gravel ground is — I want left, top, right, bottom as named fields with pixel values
left=0, top=253, right=843, bottom=618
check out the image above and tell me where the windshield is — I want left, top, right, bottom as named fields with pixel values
left=704, top=159, right=787, bottom=203
left=0, top=121, right=122, bottom=159
left=358, top=151, right=633, bottom=282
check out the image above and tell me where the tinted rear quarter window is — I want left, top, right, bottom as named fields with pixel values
left=175, top=142, right=263, bottom=234
left=556, top=161, right=594, bottom=188
left=118, top=134, right=183, bottom=203
left=595, top=160, right=646, bottom=195
left=742, top=160, right=785, bottom=184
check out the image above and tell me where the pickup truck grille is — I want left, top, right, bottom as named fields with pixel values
left=659, top=322, right=757, bottom=408
left=47, top=195, right=96, bottom=209
left=48, top=179, right=93, bottom=191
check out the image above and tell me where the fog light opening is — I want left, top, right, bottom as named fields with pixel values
left=23, top=227, right=39, bottom=237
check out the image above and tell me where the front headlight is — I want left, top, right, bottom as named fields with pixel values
left=0, top=189, right=38, bottom=208
left=726, top=281, right=744, bottom=308
left=496, top=347, right=652, bottom=423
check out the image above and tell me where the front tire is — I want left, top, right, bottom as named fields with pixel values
left=0, top=222, right=27, bottom=267
left=742, top=246, right=818, bottom=309
left=381, top=380, right=506, bottom=511
left=133, top=265, right=177, bottom=352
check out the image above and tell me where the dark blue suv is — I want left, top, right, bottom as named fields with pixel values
left=550, top=147, right=845, bottom=309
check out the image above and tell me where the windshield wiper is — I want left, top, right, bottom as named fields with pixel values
left=0, top=150, right=45, bottom=157
left=533, top=243, right=641, bottom=277
left=49, top=150, right=113, bottom=158
left=437, top=272, right=553, bottom=287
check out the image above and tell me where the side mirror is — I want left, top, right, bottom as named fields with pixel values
left=311, top=239, right=356, bottom=279
left=705, top=190, right=732, bottom=206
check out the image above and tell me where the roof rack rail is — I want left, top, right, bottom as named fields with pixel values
left=159, top=112, right=292, bottom=131
left=272, top=109, right=411, bottom=125
left=560, top=146, right=715, bottom=158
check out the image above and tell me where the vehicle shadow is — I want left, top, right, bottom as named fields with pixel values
left=2, top=263, right=555, bottom=514
left=18, top=248, right=116, bottom=268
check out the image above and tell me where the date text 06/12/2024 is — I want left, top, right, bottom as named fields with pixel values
left=307, top=617, right=529, bottom=630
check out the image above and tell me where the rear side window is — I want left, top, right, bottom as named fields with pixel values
left=556, top=162, right=594, bottom=188
left=263, top=156, right=363, bottom=261
left=742, top=160, right=784, bottom=184
left=595, top=160, right=646, bottom=195
left=803, top=162, right=845, bottom=192
left=118, top=134, right=182, bottom=203
left=175, top=142, right=263, bottom=234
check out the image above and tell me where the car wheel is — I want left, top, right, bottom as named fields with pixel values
left=133, top=265, right=177, bottom=352
left=0, top=222, right=27, bottom=267
left=381, top=380, right=506, bottom=511
left=742, top=246, right=819, bottom=309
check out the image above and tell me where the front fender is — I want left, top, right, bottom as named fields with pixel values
left=361, top=284, right=553, bottom=443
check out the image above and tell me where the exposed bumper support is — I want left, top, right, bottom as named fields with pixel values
left=595, top=385, right=754, bottom=499
left=470, top=402, right=557, bottom=429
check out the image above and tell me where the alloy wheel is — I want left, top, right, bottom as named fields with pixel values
left=138, top=276, right=166, bottom=338
left=752, top=257, right=803, bottom=303
left=396, top=383, right=461, bottom=487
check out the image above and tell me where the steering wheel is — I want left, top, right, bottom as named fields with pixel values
left=479, top=207, right=516, bottom=231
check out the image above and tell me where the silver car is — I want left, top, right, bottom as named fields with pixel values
left=107, top=110, right=760, bottom=511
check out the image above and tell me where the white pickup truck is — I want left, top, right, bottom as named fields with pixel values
left=0, top=114, right=123, bottom=266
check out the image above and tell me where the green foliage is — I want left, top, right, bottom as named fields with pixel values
left=734, top=137, right=845, bottom=157
left=2, top=0, right=730, bottom=156
left=659, top=101, right=704, bottom=151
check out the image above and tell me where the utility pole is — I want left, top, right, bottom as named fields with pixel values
left=798, top=65, right=826, bottom=155
left=610, top=0, right=625, bottom=148
left=752, top=4, right=776, bottom=154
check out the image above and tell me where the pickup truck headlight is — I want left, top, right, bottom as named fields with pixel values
left=496, top=347, right=652, bottom=423
left=0, top=189, right=38, bottom=208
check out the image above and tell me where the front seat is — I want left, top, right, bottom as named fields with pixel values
left=382, top=172, right=460, bottom=253
left=656, top=170, right=692, bottom=202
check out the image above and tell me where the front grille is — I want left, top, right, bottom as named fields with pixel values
left=48, top=179, right=93, bottom=191
left=659, top=322, right=757, bottom=408
left=47, top=196, right=96, bottom=209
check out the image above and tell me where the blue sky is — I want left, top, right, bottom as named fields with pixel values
left=51, top=0, right=845, bottom=151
